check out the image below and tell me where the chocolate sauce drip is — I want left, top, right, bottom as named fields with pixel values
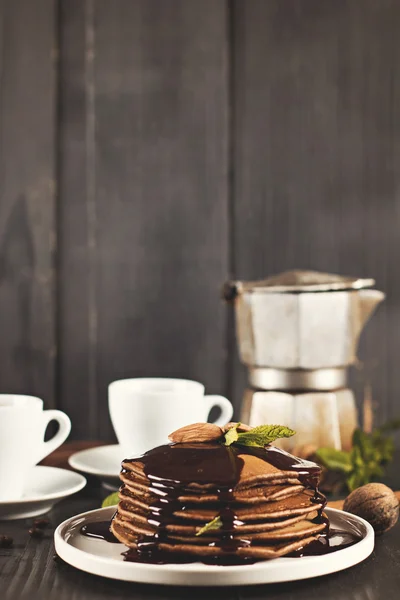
left=289, top=529, right=360, bottom=557
left=80, top=521, right=119, bottom=543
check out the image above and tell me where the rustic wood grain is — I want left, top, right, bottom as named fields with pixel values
left=0, top=0, right=56, bottom=406
left=58, top=0, right=229, bottom=440
left=231, top=0, right=400, bottom=428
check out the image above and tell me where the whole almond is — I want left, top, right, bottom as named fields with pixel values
left=222, top=422, right=252, bottom=433
left=169, top=423, right=223, bottom=444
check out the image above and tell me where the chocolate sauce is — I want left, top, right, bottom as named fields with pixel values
left=80, top=521, right=119, bottom=543
left=129, top=443, right=244, bottom=486
left=289, top=529, right=361, bottom=557
left=255, top=445, right=321, bottom=489
left=81, top=443, right=354, bottom=565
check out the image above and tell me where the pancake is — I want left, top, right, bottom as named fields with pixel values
left=112, top=517, right=319, bottom=560
left=110, top=432, right=327, bottom=564
left=119, top=472, right=305, bottom=504
left=112, top=511, right=326, bottom=544
left=117, top=488, right=324, bottom=523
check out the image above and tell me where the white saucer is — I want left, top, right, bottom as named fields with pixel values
left=0, top=466, right=87, bottom=520
left=68, top=445, right=124, bottom=488
left=54, top=506, right=374, bottom=586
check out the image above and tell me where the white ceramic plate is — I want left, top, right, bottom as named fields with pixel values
left=54, top=506, right=374, bottom=586
left=0, top=466, right=87, bottom=520
left=68, top=445, right=124, bottom=488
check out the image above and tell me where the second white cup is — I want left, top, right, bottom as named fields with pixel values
left=108, top=378, right=234, bottom=455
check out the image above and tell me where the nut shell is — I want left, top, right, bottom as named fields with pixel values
left=343, top=483, right=399, bottom=535
left=168, top=423, right=223, bottom=444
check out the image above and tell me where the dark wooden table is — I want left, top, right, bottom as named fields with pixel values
left=2, top=444, right=400, bottom=600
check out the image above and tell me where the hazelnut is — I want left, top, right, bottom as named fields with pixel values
left=343, top=483, right=399, bottom=535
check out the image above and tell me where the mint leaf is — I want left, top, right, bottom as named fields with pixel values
left=223, top=423, right=240, bottom=446
left=316, top=448, right=352, bottom=473
left=234, top=425, right=295, bottom=448
left=196, top=516, right=222, bottom=537
left=319, top=425, right=398, bottom=493
left=102, top=492, right=119, bottom=508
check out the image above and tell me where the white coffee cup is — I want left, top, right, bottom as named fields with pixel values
left=0, top=395, right=72, bottom=501
left=108, top=378, right=234, bottom=455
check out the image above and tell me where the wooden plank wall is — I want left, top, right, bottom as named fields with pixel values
left=0, top=0, right=56, bottom=405
left=0, top=0, right=400, bottom=440
left=58, top=0, right=229, bottom=439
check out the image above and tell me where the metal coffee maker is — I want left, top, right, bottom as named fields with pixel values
left=223, top=270, right=385, bottom=452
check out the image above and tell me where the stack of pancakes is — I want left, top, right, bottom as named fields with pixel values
left=111, top=441, right=327, bottom=562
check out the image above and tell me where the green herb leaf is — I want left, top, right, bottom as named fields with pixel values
left=196, top=516, right=222, bottom=537
left=318, top=423, right=399, bottom=493
left=233, top=425, right=295, bottom=448
left=223, top=423, right=240, bottom=446
left=102, top=492, right=119, bottom=508
left=316, top=448, right=353, bottom=473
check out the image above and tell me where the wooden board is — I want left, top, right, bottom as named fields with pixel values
left=231, top=0, right=400, bottom=425
left=58, top=0, right=229, bottom=439
left=0, top=0, right=56, bottom=406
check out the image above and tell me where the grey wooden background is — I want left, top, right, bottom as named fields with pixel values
left=0, top=0, right=399, bottom=441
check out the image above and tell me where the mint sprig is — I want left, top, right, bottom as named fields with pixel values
left=196, top=516, right=222, bottom=537
left=223, top=424, right=295, bottom=448
left=316, top=424, right=398, bottom=492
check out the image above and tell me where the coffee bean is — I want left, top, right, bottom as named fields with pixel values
left=33, top=518, right=50, bottom=530
left=0, top=535, right=13, bottom=548
left=28, top=528, right=44, bottom=539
